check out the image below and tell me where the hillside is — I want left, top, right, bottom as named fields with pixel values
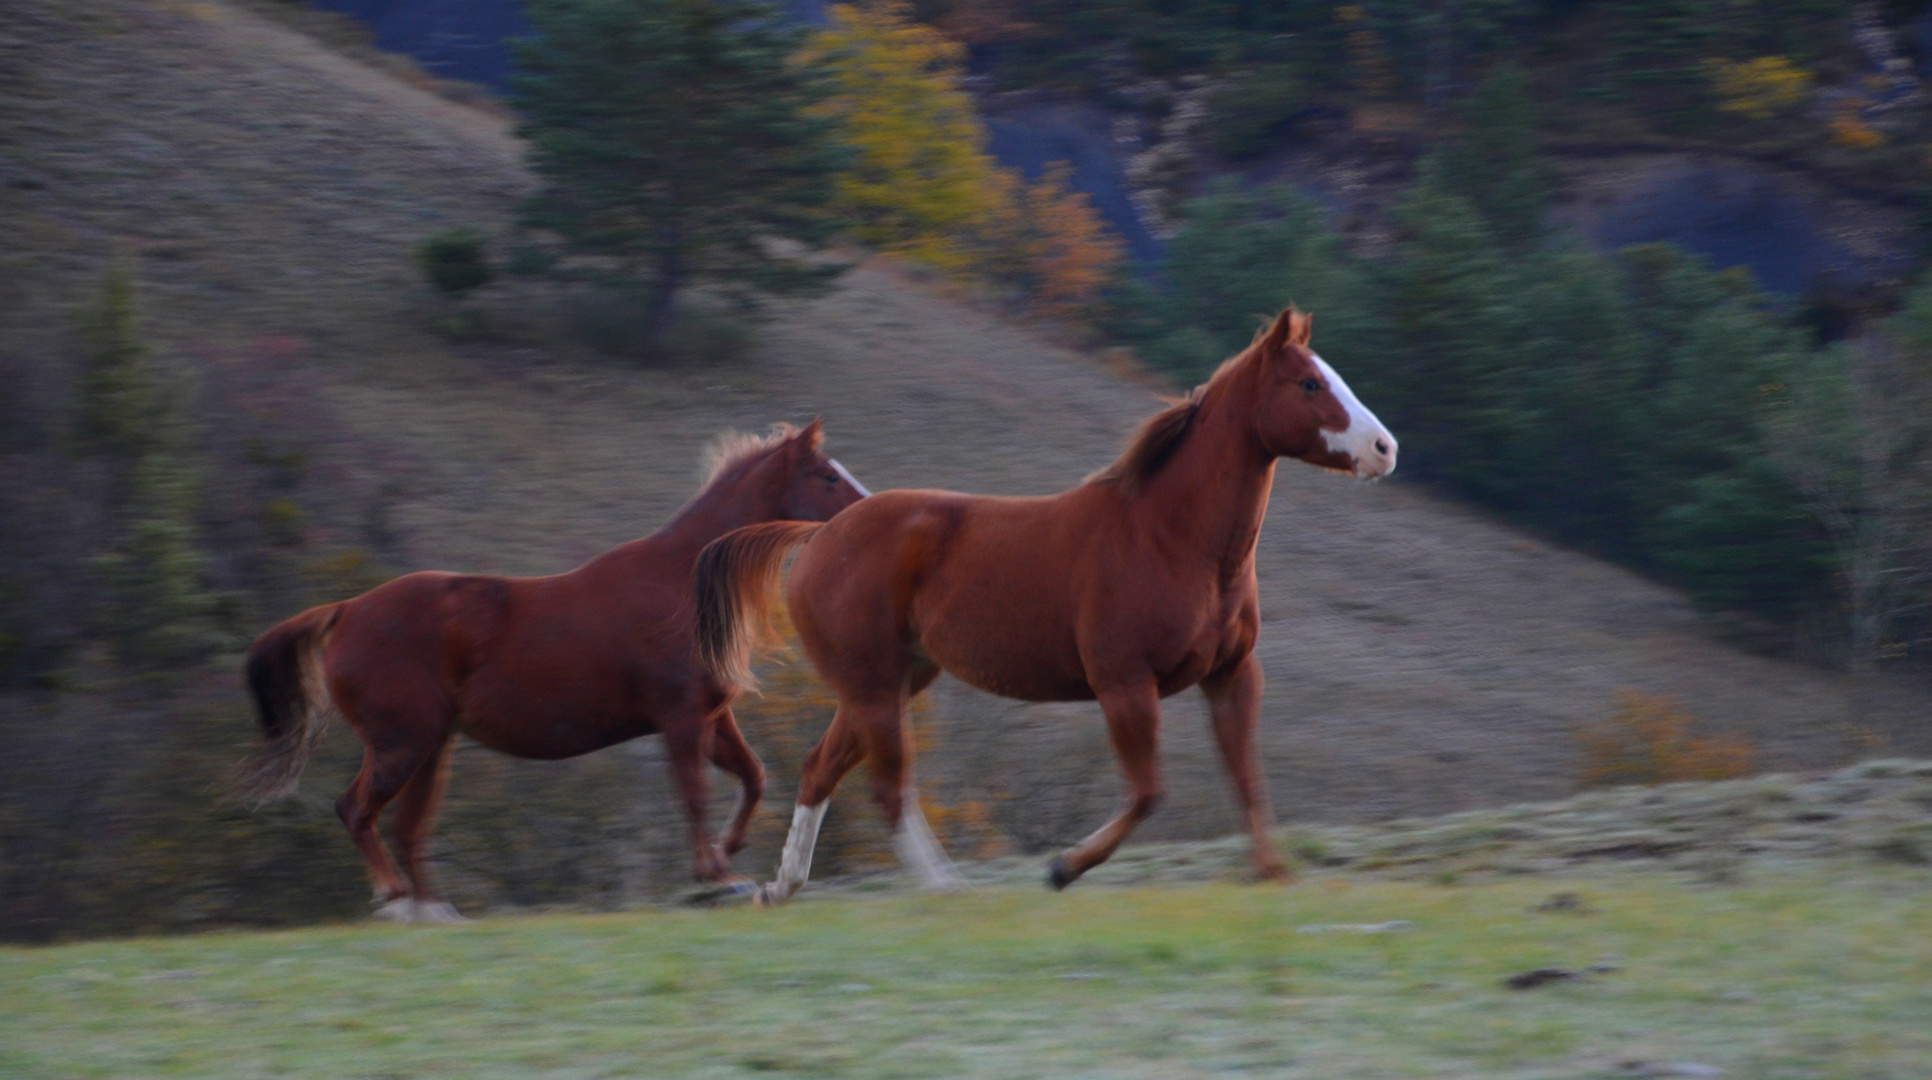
left=3, top=0, right=1931, bottom=932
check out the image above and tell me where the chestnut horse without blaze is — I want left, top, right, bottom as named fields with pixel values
left=237, top=422, right=866, bottom=922
left=696, top=309, right=1395, bottom=905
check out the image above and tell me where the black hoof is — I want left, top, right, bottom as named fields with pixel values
left=1046, top=855, right=1076, bottom=891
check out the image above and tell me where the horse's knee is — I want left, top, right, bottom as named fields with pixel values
left=740, top=760, right=766, bottom=801
left=797, top=765, right=843, bottom=807
left=869, top=778, right=905, bottom=827
left=336, top=791, right=371, bottom=833
left=1129, top=789, right=1164, bottom=820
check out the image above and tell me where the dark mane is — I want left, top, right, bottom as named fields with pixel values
left=1090, top=336, right=1266, bottom=495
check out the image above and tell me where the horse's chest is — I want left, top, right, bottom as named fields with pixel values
left=1149, top=592, right=1253, bottom=694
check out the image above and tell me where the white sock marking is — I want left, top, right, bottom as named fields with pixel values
left=893, top=787, right=965, bottom=891
left=767, top=802, right=828, bottom=903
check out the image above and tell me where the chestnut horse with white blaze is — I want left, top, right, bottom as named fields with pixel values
left=695, top=309, right=1395, bottom=905
left=236, top=422, right=867, bottom=922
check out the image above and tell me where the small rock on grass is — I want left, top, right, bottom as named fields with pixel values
left=1295, top=919, right=1414, bottom=934
left=679, top=880, right=759, bottom=907
left=1616, top=1061, right=1723, bottom=1077
left=1503, top=966, right=1578, bottom=989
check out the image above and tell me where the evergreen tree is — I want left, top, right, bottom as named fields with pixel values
left=1431, top=64, right=1549, bottom=250
left=1374, top=173, right=1522, bottom=497
left=512, top=0, right=849, bottom=341
left=1120, top=181, right=1371, bottom=380
left=74, top=262, right=231, bottom=671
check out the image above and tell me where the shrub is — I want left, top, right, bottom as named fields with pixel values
left=73, top=258, right=161, bottom=456
left=1577, top=690, right=1758, bottom=787
left=416, top=228, right=494, bottom=297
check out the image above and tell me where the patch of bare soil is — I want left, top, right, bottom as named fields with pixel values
left=4, top=0, right=1928, bottom=907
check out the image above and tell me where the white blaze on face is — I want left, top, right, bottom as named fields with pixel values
left=1312, top=354, right=1398, bottom=479
left=829, top=458, right=871, bottom=498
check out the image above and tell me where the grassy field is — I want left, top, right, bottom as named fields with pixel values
left=5, top=866, right=1930, bottom=1080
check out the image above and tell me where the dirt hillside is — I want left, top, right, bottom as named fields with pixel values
left=5, top=0, right=1929, bottom=896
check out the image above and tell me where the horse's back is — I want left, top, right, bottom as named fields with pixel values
left=789, top=487, right=1109, bottom=700
left=320, top=571, right=508, bottom=699
left=322, top=565, right=701, bottom=756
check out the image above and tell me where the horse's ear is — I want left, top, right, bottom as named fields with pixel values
left=793, top=417, right=824, bottom=452
left=1261, top=307, right=1310, bottom=354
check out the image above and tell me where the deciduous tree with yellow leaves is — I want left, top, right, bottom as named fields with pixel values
left=811, top=1, right=1121, bottom=315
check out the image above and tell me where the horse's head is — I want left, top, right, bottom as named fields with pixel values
left=1250, top=308, right=1396, bottom=480
left=767, top=418, right=870, bottom=521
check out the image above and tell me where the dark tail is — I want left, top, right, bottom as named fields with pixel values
left=234, top=603, right=341, bottom=807
left=695, top=521, right=825, bottom=693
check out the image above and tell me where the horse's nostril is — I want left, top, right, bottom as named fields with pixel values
left=1374, top=439, right=1390, bottom=455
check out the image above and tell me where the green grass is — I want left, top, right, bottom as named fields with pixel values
left=5, top=868, right=1931, bottom=1078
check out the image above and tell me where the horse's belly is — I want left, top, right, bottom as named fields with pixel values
left=943, top=658, right=1094, bottom=702
left=921, top=627, right=1092, bottom=702
left=460, top=698, right=657, bottom=760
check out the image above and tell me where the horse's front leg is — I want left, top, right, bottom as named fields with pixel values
left=1047, top=681, right=1164, bottom=890
left=1201, top=654, right=1290, bottom=883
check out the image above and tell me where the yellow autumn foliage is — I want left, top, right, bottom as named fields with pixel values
left=1015, top=162, right=1125, bottom=318
left=1577, top=690, right=1757, bottom=788
left=810, top=1, right=1007, bottom=274
left=811, top=2, right=1122, bottom=314
left=1708, top=56, right=1814, bottom=121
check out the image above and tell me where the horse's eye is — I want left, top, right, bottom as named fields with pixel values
left=1299, top=377, right=1322, bottom=393
left=824, top=472, right=840, bottom=484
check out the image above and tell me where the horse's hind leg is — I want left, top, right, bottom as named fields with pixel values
left=338, top=740, right=439, bottom=919
left=1048, top=681, right=1164, bottom=890
left=864, top=664, right=963, bottom=893
left=388, top=734, right=466, bottom=922
left=759, top=710, right=866, bottom=906
left=663, top=706, right=737, bottom=884
left=707, top=707, right=765, bottom=858
left=334, top=682, right=452, bottom=922
left=338, top=751, right=408, bottom=906
left=1201, top=656, right=1290, bottom=883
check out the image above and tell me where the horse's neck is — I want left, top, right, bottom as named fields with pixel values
left=1136, top=378, right=1275, bottom=580
left=656, top=473, right=776, bottom=558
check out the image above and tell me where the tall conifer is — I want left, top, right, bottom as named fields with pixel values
left=512, top=0, right=849, bottom=339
